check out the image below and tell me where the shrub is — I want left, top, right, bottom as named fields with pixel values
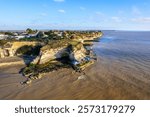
left=15, top=45, right=41, bottom=56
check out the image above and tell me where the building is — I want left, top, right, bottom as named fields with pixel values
left=0, top=34, right=8, bottom=40
left=15, top=35, right=26, bottom=40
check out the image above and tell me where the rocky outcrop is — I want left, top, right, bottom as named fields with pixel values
left=32, top=41, right=87, bottom=65
left=0, top=41, right=40, bottom=58
left=0, top=31, right=103, bottom=85
left=69, top=43, right=86, bottom=62
left=33, top=32, right=102, bottom=65
left=0, top=48, right=9, bottom=58
left=33, top=47, right=68, bottom=64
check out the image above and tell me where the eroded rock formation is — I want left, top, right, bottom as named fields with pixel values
left=0, top=41, right=40, bottom=58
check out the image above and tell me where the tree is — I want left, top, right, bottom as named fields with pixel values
left=26, top=28, right=33, bottom=34
left=37, top=31, right=44, bottom=38
left=5, top=32, right=15, bottom=36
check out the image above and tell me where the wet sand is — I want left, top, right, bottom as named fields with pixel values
left=0, top=57, right=150, bottom=100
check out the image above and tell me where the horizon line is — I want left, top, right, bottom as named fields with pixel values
left=0, top=29, right=150, bottom=32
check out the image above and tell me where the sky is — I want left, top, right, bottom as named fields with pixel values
left=0, top=0, right=150, bottom=30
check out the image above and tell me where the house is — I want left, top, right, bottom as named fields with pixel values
left=15, top=35, right=26, bottom=40
left=14, top=31, right=38, bottom=40
left=0, top=34, right=8, bottom=40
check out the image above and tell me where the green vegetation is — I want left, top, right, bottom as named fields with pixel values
left=20, top=30, right=102, bottom=42
left=0, top=40, right=7, bottom=46
left=20, top=37, right=41, bottom=41
left=15, top=45, right=41, bottom=56
left=69, top=41, right=80, bottom=46
left=41, top=39, right=69, bottom=50
left=26, top=28, right=37, bottom=34
left=4, top=32, right=15, bottom=36
left=22, top=58, right=71, bottom=78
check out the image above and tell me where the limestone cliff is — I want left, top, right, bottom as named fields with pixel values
left=32, top=31, right=102, bottom=65
left=0, top=31, right=103, bottom=85
left=32, top=42, right=86, bottom=65
left=0, top=41, right=41, bottom=58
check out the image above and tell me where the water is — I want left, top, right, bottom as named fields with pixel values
left=94, top=31, right=150, bottom=76
left=95, top=31, right=150, bottom=59
left=86, top=31, right=150, bottom=99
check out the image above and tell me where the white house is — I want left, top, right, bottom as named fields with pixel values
left=0, top=34, right=8, bottom=40
left=15, top=35, right=26, bottom=40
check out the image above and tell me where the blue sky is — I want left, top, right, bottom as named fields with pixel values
left=0, top=0, right=150, bottom=30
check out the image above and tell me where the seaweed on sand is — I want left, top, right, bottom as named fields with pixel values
left=20, top=56, right=72, bottom=84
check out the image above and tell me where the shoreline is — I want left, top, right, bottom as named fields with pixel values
left=0, top=61, right=24, bottom=67
left=0, top=61, right=95, bottom=99
left=0, top=58, right=150, bottom=100
left=0, top=31, right=103, bottom=86
left=1, top=31, right=150, bottom=100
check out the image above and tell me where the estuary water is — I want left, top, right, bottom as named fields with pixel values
left=88, top=31, right=150, bottom=99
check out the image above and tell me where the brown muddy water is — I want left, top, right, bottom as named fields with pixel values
left=0, top=31, right=150, bottom=100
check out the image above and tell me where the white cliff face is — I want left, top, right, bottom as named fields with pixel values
left=0, top=48, right=17, bottom=58
left=0, top=42, right=89, bottom=67
left=73, top=50, right=86, bottom=61
left=69, top=44, right=86, bottom=62
left=0, top=41, right=40, bottom=58
left=32, top=46, right=69, bottom=64
left=0, top=49, right=9, bottom=58
left=39, top=48, right=68, bottom=64
left=33, top=42, right=87, bottom=65
left=3, top=49, right=9, bottom=57
left=32, top=33, right=101, bottom=65
left=0, top=32, right=102, bottom=63
left=0, top=49, right=16, bottom=58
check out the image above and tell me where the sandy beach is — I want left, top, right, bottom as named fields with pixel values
left=0, top=56, right=150, bottom=100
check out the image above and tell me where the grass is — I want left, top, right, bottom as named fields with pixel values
left=0, top=40, right=9, bottom=46
left=41, top=39, right=69, bottom=50
left=15, top=45, right=41, bottom=56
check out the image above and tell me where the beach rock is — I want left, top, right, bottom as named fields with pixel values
left=38, top=74, right=42, bottom=79
left=26, top=79, right=32, bottom=84
left=36, top=47, right=68, bottom=64
left=78, top=75, right=87, bottom=80
left=20, top=79, right=32, bottom=85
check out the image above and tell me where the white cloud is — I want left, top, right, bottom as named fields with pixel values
left=131, top=17, right=150, bottom=23
left=132, top=6, right=141, bottom=15
left=58, top=9, right=65, bottom=13
left=80, top=7, right=86, bottom=10
left=111, top=17, right=122, bottom=22
left=53, top=0, right=65, bottom=2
